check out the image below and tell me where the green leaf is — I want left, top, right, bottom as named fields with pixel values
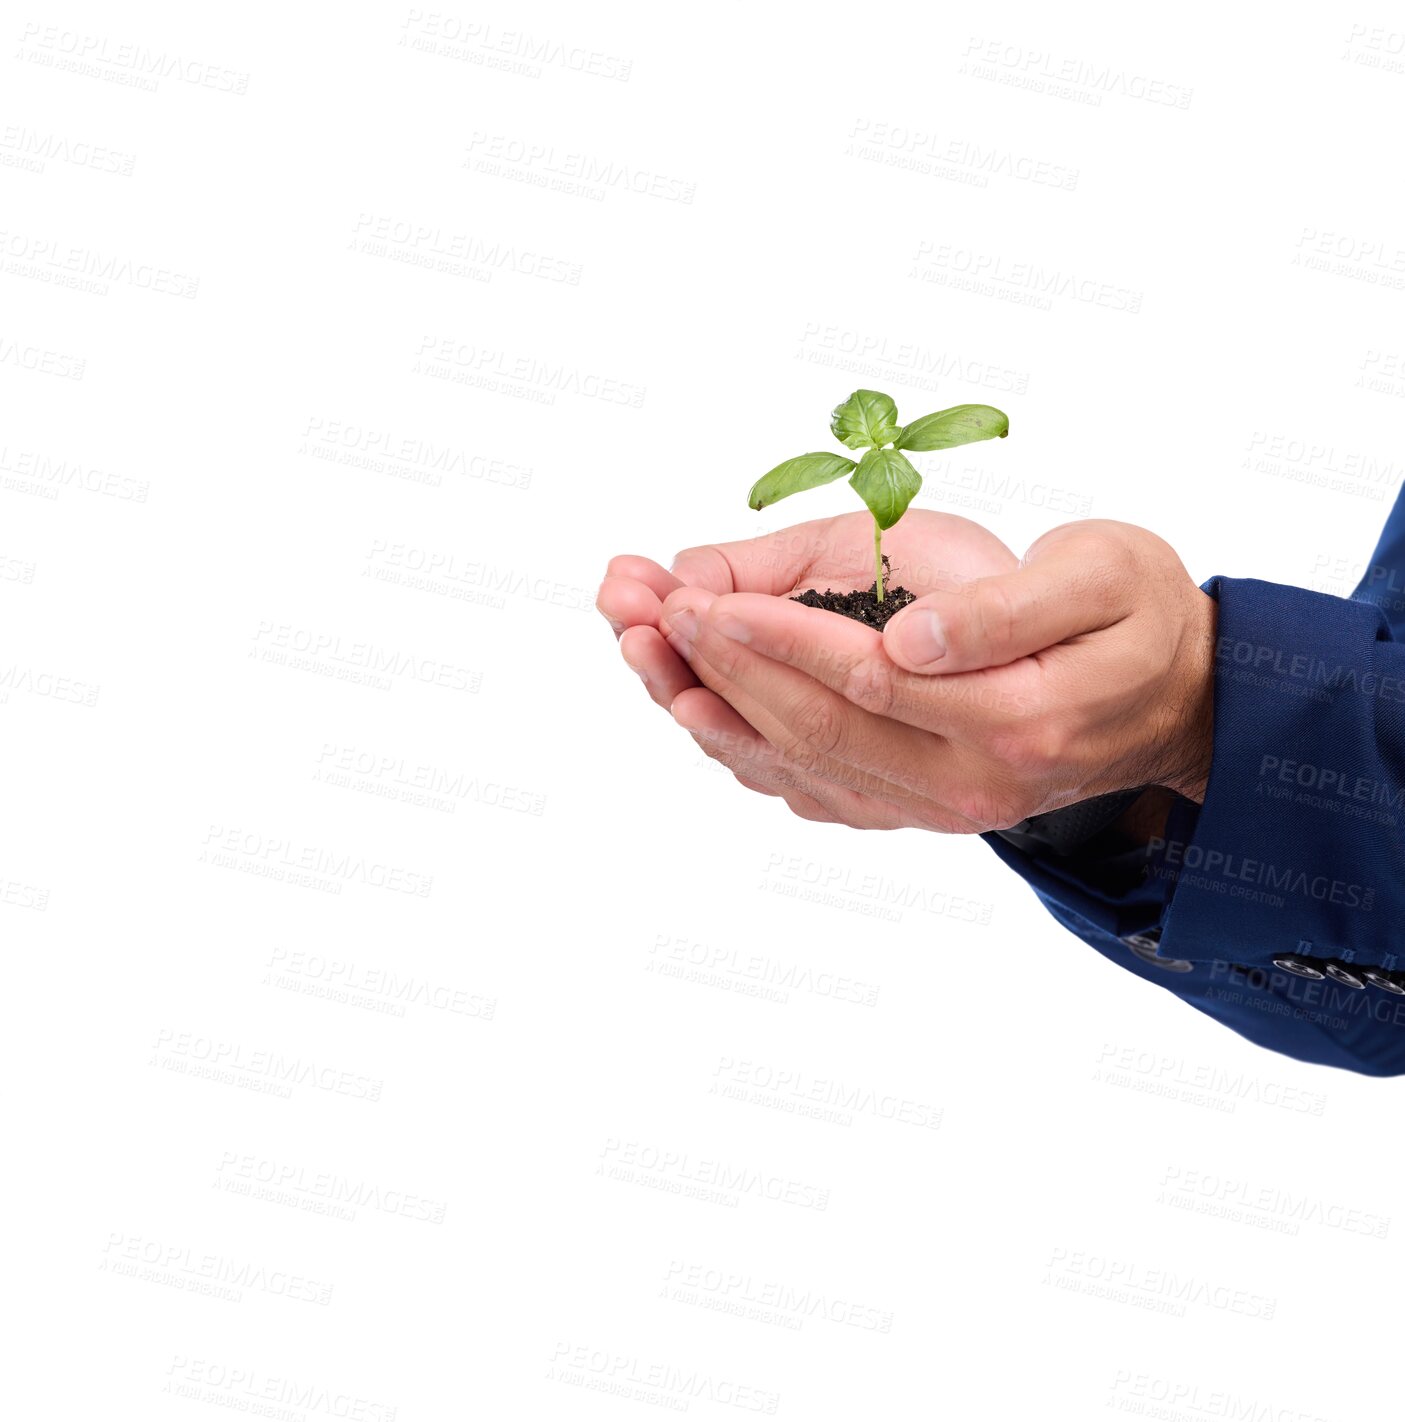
left=849, top=448, right=922, bottom=530
left=830, top=390, right=901, bottom=450
left=748, top=452, right=857, bottom=511
left=894, top=404, right=1009, bottom=452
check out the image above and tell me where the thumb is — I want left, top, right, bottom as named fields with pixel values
left=883, top=524, right=1135, bottom=673
left=670, top=517, right=845, bottom=596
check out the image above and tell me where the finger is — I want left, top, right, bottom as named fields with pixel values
left=597, top=574, right=664, bottom=636
left=670, top=514, right=864, bottom=596
left=673, top=687, right=908, bottom=827
left=883, top=523, right=1138, bottom=674
left=605, top=555, right=683, bottom=603
left=681, top=620, right=984, bottom=833
left=671, top=685, right=782, bottom=787
left=663, top=587, right=987, bottom=830
left=671, top=683, right=870, bottom=817
left=670, top=684, right=794, bottom=785
left=699, top=591, right=1029, bottom=742
left=618, top=625, right=699, bottom=710
left=670, top=687, right=838, bottom=817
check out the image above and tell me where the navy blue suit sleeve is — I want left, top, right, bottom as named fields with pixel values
left=982, top=494, right=1405, bottom=1076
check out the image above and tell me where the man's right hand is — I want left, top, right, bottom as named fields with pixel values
left=595, top=510, right=1020, bottom=820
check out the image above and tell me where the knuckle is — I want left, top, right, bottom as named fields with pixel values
left=670, top=545, right=731, bottom=593
left=989, top=721, right=1074, bottom=778
left=782, top=691, right=846, bottom=765
left=1077, top=524, right=1140, bottom=591
left=948, top=790, right=1011, bottom=833
left=969, top=579, right=1019, bottom=660
left=694, top=735, right=737, bottom=770
left=777, top=733, right=824, bottom=774
left=770, top=766, right=809, bottom=794
left=839, top=656, right=896, bottom=715
left=726, top=736, right=773, bottom=780
left=763, top=624, right=803, bottom=667
left=696, top=625, right=743, bottom=677
left=952, top=784, right=1034, bottom=833
left=786, top=795, right=834, bottom=824
left=670, top=544, right=707, bottom=574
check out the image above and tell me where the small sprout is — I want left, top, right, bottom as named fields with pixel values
left=748, top=391, right=1009, bottom=601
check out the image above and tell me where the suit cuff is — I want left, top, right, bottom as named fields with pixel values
left=1155, top=576, right=1403, bottom=974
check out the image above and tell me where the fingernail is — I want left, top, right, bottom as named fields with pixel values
left=628, top=664, right=650, bottom=686
left=666, top=608, right=697, bottom=658
left=710, top=612, right=752, bottom=644
left=607, top=618, right=626, bottom=635
left=893, top=609, right=946, bottom=665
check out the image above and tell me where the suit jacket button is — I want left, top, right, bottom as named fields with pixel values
left=1363, top=969, right=1405, bottom=995
left=1123, top=932, right=1161, bottom=952
left=1322, top=962, right=1366, bottom=988
left=1122, top=933, right=1194, bottom=972
left=1272, top=956, right=1325, bottom=979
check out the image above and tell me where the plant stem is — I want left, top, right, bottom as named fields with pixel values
left=873, top=517, right=884, bottom=602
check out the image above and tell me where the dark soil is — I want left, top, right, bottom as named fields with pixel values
left=790, top=559, right=914, bottom=630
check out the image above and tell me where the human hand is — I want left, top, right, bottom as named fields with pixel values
left=654, top=520, right=1211, bottom=830
left=596, top=509, right=1019, bottom=825
left=640, top=518, right=1215, bottom=832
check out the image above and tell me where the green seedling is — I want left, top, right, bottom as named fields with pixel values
left=747, top=390, right=1009, bottom=600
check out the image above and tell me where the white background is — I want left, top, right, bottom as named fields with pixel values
left=4, top=3, right=1404, bottom=1418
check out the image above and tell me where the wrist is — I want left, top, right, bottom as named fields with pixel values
left=1156, top=590, right=1217, bottom=804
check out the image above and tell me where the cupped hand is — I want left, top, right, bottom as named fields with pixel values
left=645, top=519, right=1216, bottom=832
left=595, top=510, right=1018, bottom=824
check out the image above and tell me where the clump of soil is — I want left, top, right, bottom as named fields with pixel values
left=789, top=559, right=914, bottom=630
